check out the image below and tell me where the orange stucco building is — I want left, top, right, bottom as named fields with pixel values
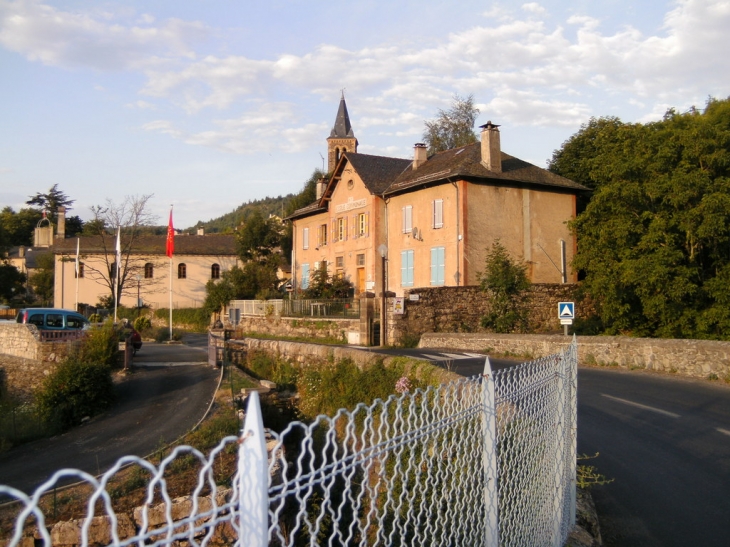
left=289, top=97, right=587, bottom=298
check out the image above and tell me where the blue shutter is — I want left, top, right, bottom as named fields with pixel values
left=401, top=250, right=414, bottom=287
left=431, top=247, right=445, bottom=285
left=301, top=264, right=310, bottom=289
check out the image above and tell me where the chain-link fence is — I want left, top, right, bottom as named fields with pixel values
left=0, top=339, right=577, bottom=547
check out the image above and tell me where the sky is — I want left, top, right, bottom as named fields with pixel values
left=1, top=0, right=728, bottom=229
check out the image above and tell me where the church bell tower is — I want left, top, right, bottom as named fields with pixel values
left=327, top=93, right=358, bottom=173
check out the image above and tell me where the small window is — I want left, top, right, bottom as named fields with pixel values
left=46, top=314, right=63, bottom=328
left=318, top=224, right=328, bottom=247
left=356, top=253, right=365, bottom=266
left=75, top=263, right=84, bottom=279
left=211, top=263, right=221, bottom=279
left=67, top=314, right=87, bottom=329
left=402, top=206, right=413, bottom=234
left=144, top=263, right=154, bottom=279
left=111, top=262, right=118, bottom=278
left=336, top=256, right=344, bottom=269
left=28, top=314, right=44, bottom=327
left=337, top=217, right=347, bottom=241
left=433, top=199, right=444, bottom=229
left=178, top=263, right=187, bottom=279
left=303, top=227, right=309, bottom=250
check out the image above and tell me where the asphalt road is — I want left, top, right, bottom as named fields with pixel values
left=0, top=342, right=219, bottom=497
left=578, top=368, right=730, bottom=547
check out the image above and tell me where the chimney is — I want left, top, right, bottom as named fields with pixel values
left=316, top=177, right=327, bottom=200
left=19, top=246, right=25, bottom=258
left=413, top=143, right=428, bottom=170
left=480, top=121, right=502, bottom=173
left=197, top=227, right=205, bottom=236
left=56, top=206, right=66, bottom=239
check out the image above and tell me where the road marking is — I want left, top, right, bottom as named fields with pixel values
left=601, top=394, right=681, bottom=418
left=717, top=428, right=730, bottom=437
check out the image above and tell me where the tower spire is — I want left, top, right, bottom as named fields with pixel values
left=327, top=94, right=358, bottom=172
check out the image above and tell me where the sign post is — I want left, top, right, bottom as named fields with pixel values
left=558, top=302, right=575, bottom=336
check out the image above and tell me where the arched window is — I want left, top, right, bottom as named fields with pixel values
left=211, top=263, right=220, bottom=279
left=335, top=147, right=340, bottom=163
left=178, top=263, right=187, bottom=279
left=144, top=263, right=154, bottom=279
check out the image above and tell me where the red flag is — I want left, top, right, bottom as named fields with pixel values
left=166, top=209, right=174, bottom=258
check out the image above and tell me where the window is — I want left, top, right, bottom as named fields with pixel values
left=75, top=263, right=84, bottom=279
left=430, top=247, right=445, bottom=286
left=211, top=263, right=220, bottom=279
left=433, top=199, right=444, bottom=229
left=318, top=224, right=328, bottom=247
left=356, top=253, right=365, bottom=266
left=402, top=206, right=413, bottom=234
left=354, top=212, right=368, bottom=238
left=178, top=263, right=187, bottom=279
left=46, top=313, right=63, bottom=328
left=335, top=255, right=344, bottom=277
left=144, top=263, right=154, bottom=279
left=302, top=227, right=309, bottom=250
left=337, top=217, right=347, bottom=242
left=401, top=250, right=414, bottom=287
left=301, top=263, right=310, bottom=289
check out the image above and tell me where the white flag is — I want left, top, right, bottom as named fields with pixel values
left=75, top=238, right=80, bottom=276
left=115, top=227, right=121, bottom=291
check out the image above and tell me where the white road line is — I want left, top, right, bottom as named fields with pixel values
left=421, top=353, right=445, bottom=361
left=601, top=394, right=681, bottom=418
left=441, top=353, right=470, bottom=359
left=717, top=428, right=730, bottom=437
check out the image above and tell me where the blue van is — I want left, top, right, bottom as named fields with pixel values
left=15, top=308, right=89, bottom=330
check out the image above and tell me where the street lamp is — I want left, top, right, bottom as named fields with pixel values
left=377, top=244, right=388, bottom=347
left=135, top=274, right=142, bottom=317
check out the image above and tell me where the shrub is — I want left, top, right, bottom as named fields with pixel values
left=35, top=357, right=115, bottom=430
left=76, top=323, right=120, bottom=368
left=154, top=327, right=183, bottom=342
left=134, top=316, right=152, bottom=332
left=478, top=240, right=530, bottom=333
left=154, top=308, right=210, bottom=332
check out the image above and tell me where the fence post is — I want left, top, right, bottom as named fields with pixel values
left=237, top=391, right=268, bottom=547
left=551, top=344, right=572, bottom=547
left=569, top=336, right=578, bottom=527
left=481, top=357, right=500, bottom=546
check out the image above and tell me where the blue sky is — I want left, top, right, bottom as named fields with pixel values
left=1, top=0, right=728, bottom=228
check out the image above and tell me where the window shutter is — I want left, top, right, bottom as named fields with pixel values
left=343, top=217, right=348, bottom=241
left=352, top=214, right=357, bottom=238
left=332, top=220, right=337, bottom=242
left=433, top=200, right=443, bottom=229
left=365, top=213, right=369, bottom=237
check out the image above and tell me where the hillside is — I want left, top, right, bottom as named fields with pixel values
left=186, top=195, right=296, bottom=233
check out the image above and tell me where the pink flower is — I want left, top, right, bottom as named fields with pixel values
left=395, top=376, right=411, bottom=394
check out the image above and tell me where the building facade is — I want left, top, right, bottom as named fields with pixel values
left=288, top=98, right=587, bottom=298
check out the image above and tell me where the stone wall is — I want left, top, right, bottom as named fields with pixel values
left=0, top=324, right=81, bottom=402
left=419, top=333, right=730, bottom=379
left=230, top=316, right=360, bottom=344
left=388, top=284, right=585, bottom=345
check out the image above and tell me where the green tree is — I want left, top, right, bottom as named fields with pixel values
left=0, top=207, right=43, bottom=247
left=478, top=240, right=530, bottom=333
left=28, top=252, right=54, bottom=305
left=26, top=184, right=75, bottom=219
left=422, top=94, right=480, bottom=154
left=237, top=208, right=282, bottom=261
left=563, top=97, right=730, bottom=338
left=281, top=169, right=322, bottom=259
left=302, top=263, right=354, bottom=299
left=0, top=262, right=26, bottom=304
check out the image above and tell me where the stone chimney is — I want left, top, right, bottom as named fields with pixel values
left=56, top=206, right=66, bottom=239
left=480, top=121, right=502, bottom=173
left=413, top=143, right=428, bottom=170
left=316, top=177, right=327, bottom=200
left=19, top=246, right=25, bottom=258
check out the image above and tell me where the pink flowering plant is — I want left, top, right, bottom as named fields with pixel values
left=395, top=376, right=412, bottom=394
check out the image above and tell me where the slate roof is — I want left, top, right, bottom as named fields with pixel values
left=6, top=246, right=51, bottom=269
left=329, top=94, right=355, bottom=139
left=384, top=142, right=588, bottom=196
left=50, top=235, right=237, bottom=256
left=345, top=153, right=412, bottom=194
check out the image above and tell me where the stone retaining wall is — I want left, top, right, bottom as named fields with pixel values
left=389, top=284, right=589, bottom=345
left=420, top=333, right=730, bottom=379
left=230, top=316, right=360, bottom=344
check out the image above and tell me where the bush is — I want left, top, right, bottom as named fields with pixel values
left=76, top=323, right=120, bottom=368
left=134, top=316, right=152, bottom=332
left=478, top=240, right=530, bottom=333
left=154, top=308, right=210, bottom=332
left=35, top=357, right=115, bottom=430
left=154, top=327, right=183, bottom=342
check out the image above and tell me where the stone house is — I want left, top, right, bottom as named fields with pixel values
left=287, top=97, right=587, bottom=298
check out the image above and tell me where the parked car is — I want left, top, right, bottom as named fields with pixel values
left=15, top=308, right=89, bottom=330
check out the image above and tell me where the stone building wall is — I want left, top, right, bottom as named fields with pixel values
left=230, top=316, right=360, bottom=344
left=419, top=333, right=730, bottom=379
left=387, top=284, right=585, bottom=345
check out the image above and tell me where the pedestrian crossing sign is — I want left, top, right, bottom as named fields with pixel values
left=558, top=302, right=575, bottom=321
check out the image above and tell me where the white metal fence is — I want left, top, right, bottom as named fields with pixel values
left=0, top=339, right=577, bottom=547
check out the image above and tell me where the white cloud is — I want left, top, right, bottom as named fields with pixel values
left=0, top=0, right=209, bottom=70
left=126, top=100, right=155, bottom=109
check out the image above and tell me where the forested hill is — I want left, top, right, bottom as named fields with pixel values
left=188, top=194, right=296, bottom=233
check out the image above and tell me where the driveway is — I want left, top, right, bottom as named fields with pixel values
left=0, top=342, right=220, bottom=496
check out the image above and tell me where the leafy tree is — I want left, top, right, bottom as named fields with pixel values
left=423, top=94, right=480, bottom=154
left=26, top=184, right=75, bottom=219
left=562, top=96, right=730, bottom=338
left=0, top=262, right=26, bottom=304
left=28, top=252, right=54, bottom=305
left=281, top=169, right=323, bottom=259
left=0, top=207, right=43, bottom=247
left=237, top=209, right=282, bottom=261
left=302, top=263, right=354, bottom=299
left=478, top=240, right=530, bottom=333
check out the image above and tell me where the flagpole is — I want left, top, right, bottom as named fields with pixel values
left=74, top=237, right=80, bottom=313
left=167, top=206, right=174, bottom=342
left=114, top=226, right=121, bottom=324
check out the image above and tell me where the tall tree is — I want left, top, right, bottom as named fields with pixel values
left=561, top=97, right=730, bottom=338
left=237, top=208, right=282, bottom=261
left=281, top=169, right=323, bottom=259
left=0, top=263, right=25, bottom=304
left=26, top=184, right=75, bottom=220
left=83, top=194, right=158, bottom=306
left=0, top=207, right=43, bottom=247
left=422, top=94, right=480, bottom=154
